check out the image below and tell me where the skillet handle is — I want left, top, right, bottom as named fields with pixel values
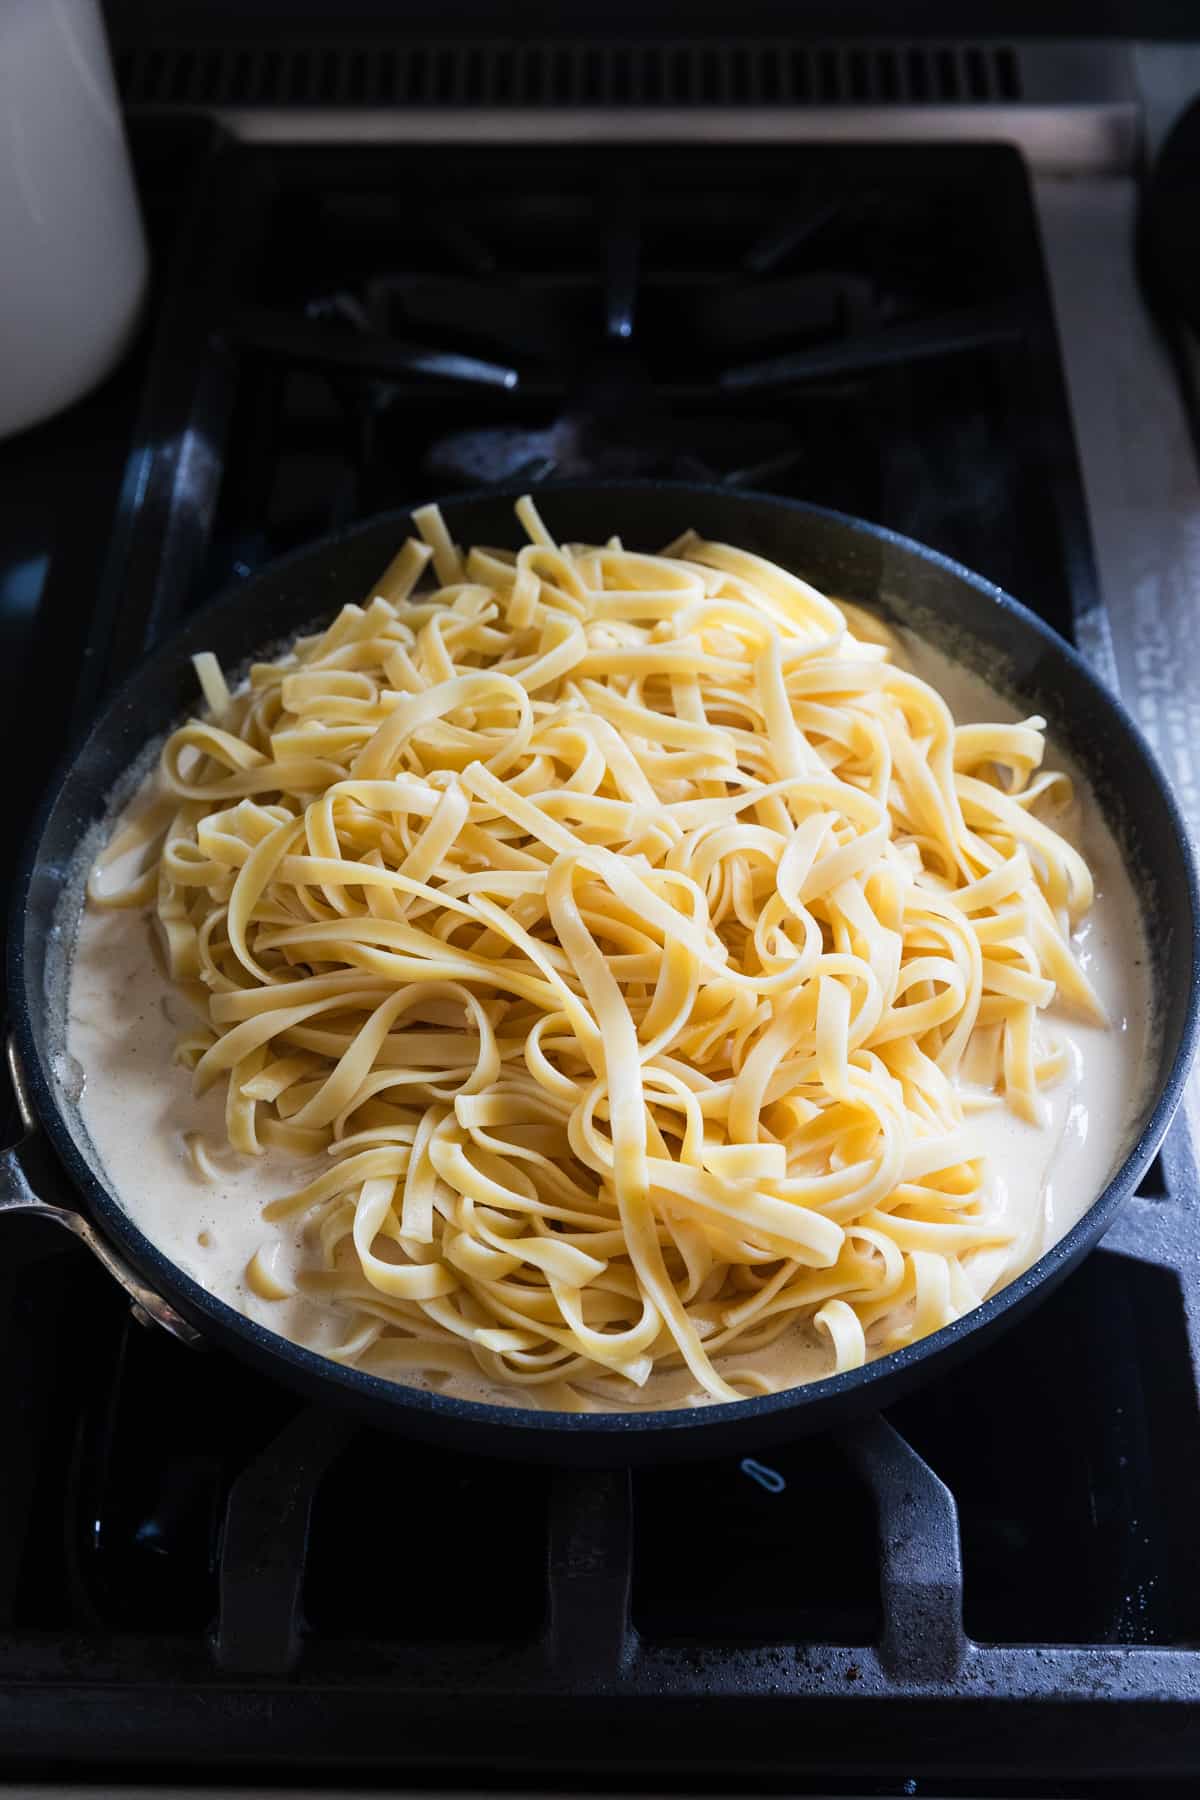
left=1, top=1041, right=205, bottom=1351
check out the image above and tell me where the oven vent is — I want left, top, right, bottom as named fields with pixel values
left=114, top=40, right=1025, bottom=111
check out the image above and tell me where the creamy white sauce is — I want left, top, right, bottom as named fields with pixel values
left=64, top=634, right=1153, bottom=1410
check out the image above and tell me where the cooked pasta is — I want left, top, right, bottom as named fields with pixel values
left=87, top=498, right=1107, bottom=1408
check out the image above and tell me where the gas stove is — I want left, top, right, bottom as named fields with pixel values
left=3, top=33, right=1200, bottom=1793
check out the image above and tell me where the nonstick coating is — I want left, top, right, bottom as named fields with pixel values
left=10, top=481, right=1199, bottom=1463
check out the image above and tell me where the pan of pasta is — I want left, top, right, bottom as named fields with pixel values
left=5, top=482, right=1198, bottom=1461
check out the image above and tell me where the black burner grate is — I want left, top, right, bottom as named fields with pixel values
left=114, top=37, right=1025, bottom=114
left=2, top=117, right=1198, bottom=1788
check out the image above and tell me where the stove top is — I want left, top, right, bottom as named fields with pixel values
left=3, top=116, right=1200, bottom=1791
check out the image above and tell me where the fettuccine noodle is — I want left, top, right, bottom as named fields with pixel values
left=88, top=499, right=1106, bottom=1409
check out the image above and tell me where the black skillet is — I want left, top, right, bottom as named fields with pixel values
left=5, top=481, right=1198, bottom=1464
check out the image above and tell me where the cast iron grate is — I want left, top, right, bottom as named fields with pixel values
left=45, top=129, right=1092, bottom=735
left=2, top=116, right=1198, bottom=1787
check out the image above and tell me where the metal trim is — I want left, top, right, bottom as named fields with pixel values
left=179, top=100, right=1138, bottom=174
left=116, top=40, right=1140, bottom=174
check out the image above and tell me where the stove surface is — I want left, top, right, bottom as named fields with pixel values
left=2, top=117, right=1199, bottom=1791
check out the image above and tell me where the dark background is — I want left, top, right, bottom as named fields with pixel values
left=101, top=0, right=1200, bottom=44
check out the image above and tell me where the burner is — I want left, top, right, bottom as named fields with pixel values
left=189, top=147, right=1071, bottom=635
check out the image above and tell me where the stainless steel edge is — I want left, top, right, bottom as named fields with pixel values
left=1134, top=39, right=1200, bottom=160
left=1035, top=173, right=1200, bottom=831
left=180, top=100, right=1138, bottom=175
left=120, top=40, right=1141, bottom=174
left=1034, top=168, right=1200, bottom=1142
left=1016, top=39, right=1137, bottom=106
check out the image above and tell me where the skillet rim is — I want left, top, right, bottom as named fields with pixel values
left=10, top=477, right=1200, bottom=1448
